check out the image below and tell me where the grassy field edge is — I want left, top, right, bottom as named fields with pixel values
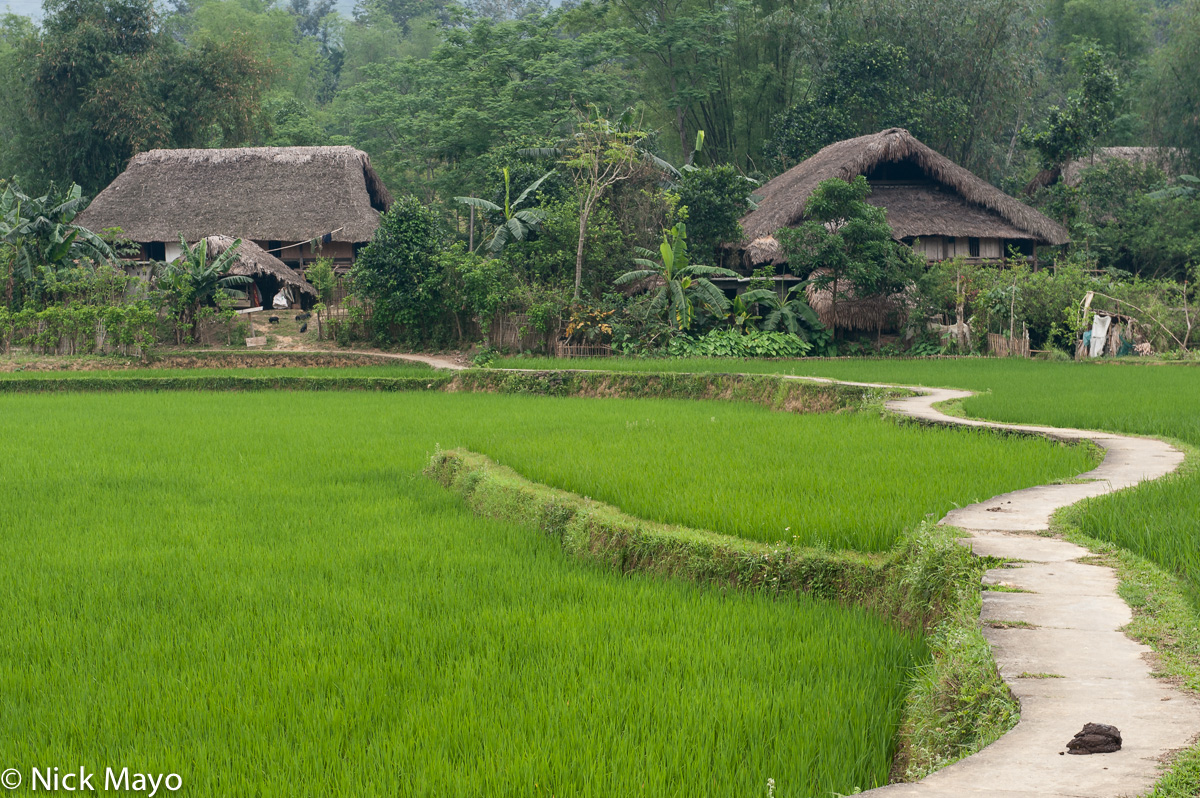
left=425, top=447, right=1019, bottom=783
left=0, top=368, right=901, bottom=414
left=1054, top=441, right=1200, bottom=797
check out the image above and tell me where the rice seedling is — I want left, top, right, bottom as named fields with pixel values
left=0, top=391, right=931, bottom=796
left=438, top=394, right=1094, bottom=551
left=496, top=357, right=1200, bottom=602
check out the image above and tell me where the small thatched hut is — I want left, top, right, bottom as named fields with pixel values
left=801, top=270, right=909, bottom=333
left=1061, top=147, right=1177, bottom=187
left=737, top=128, right=1069, bottom=267
left=76, top=146, right=392, bottom=274
left=202, top=236, right=317, bottom=310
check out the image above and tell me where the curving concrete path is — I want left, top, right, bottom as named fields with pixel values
left=797, top=379, right=1198, bottom=798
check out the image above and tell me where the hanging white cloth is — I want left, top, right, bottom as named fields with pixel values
left=273, top=286, right=292, bottom=309
left=1088, top=314, right=1111, bottom=358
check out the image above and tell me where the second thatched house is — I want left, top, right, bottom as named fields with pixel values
left=202, top=236, right=317, bottom=310
left=77, top=146, right=393, bottom=279
left=737, top=128, right=1069, bottom=267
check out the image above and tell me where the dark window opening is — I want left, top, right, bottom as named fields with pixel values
left=145, top=241, right=165, bottom=261
left=267, top=241, right=283, bottom=256
left=968, top=237, right=981, bottom=258
left=863, top=157, right=928, bottom=183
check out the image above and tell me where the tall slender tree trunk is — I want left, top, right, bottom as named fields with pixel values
left=830, top=273, right=840, bottom=341
left=574, top=194, right=596, bottom=302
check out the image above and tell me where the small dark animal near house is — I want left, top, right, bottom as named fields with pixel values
left=268, top=316, right=280, bottom=324
left=299, top=323, right=308, bottom=334
left=295, top=312, right=311, bottom=321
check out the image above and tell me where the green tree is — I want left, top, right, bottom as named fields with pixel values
left=338, top=12, right=633, bottom=202
left=348, top=195, right=446, bottom=342
left=0, top=0, right=269, bottom=194
left=560, top=111, right=656, bottom=300
left=614, top=222, right=736, bottom=330
left=776, top=176, right=922, bottom=336
left=455, top=168, right=552, bottom=253
left=770, top=41, right=971, bottom=167
left=1143, top=0, right=1200, bottom=171
left=674, top=164, right=755, bottom=263
left=1021, top=44, right=1120, bottom=172
left=607, top=0, right=728, bottom=163
left=1048, top=0, right=1150, bottom=69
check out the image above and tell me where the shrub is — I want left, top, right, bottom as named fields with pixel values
left=668, top=328, right=812, bottom=358
left=306, top=258, right=336, bottom=305
left=349, top=195, right=447, bottom=344
left=674, top=164, right=754, bottom=263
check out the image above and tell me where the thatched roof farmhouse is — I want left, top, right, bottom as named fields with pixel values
left=1061, top=146, right=1177, bottom=187
left=77, top=146, right=392, bottom=276
left=738, top=128, right=1069, bottom=266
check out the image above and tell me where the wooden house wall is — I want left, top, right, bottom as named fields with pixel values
left=910, top=236, right=1003, bottom=261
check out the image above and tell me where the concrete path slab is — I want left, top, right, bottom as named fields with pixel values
left=788, top=377, right=1199, bottom=798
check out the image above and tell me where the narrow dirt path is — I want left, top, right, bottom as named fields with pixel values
left=798, top=379, right=1199, bottom=798
left=282, top=348, right=468, bottom=370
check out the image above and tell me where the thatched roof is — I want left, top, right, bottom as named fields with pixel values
left=1063, top=147, right=1177, bottom=187
left=1026, top=147, right=1178, bottom=194
left=77, top=146, right=392, bottom=244
left=804, top=269, right=908, bottom=331
left=739, top=129, right=1069, bottom=263
left=202, top=236, right=316, bottom=297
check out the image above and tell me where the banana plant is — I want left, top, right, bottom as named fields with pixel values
left=615, top=222, right=737, bottom=331
left=159, top=236, right=251, bottom=339
left=726, top=292, right=761, bottom=331
left=739, top=284, right=822, bottom=337
left=1, top=180, right=113, bottom=307
left=455, top=168, right=553, bottom=254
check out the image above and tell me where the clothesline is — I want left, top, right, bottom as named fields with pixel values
left=262, top=228, right=346, bottom=256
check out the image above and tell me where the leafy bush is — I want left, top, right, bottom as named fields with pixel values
left=349, top=195, right=447, bottom=344
left=305, top=258, right=336, bottom=304
left=673, top=164, right=754, bottom=262
left=668, top=328, right=811, bottom=358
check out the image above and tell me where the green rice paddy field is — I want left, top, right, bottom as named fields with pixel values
left=0, top=363, right=433, bottom=379
left=500, top=356, right=1200, bottom=601
left=0, top=390, right=1093, bottom=796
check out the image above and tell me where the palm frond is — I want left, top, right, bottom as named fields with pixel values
left=455, top=196, right=502, bottom=212
left=690, top=278, right=731, bottom=312
left=512, top=170, right=555, bottom=208
left=209, top=237, right=244, bottom=276
left=645, top=152, right=680, bottom=178
left=684, top=264, right=739, bottom=278
left=513, top=208, right=548, bottom=224
left=517, top=147, right=562, bottom=159
left=614, top=268, right=658, bottom=286
left=737, top=288, right=776, bottom=305
left=503, top=216, right=527, bottom=242
left=668, top=280, right=688, bottom=329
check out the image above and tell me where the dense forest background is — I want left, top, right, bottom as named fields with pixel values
left=1, top=0, right=1198, bottom=355
left=1, top=0, right=1197, bottom=201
